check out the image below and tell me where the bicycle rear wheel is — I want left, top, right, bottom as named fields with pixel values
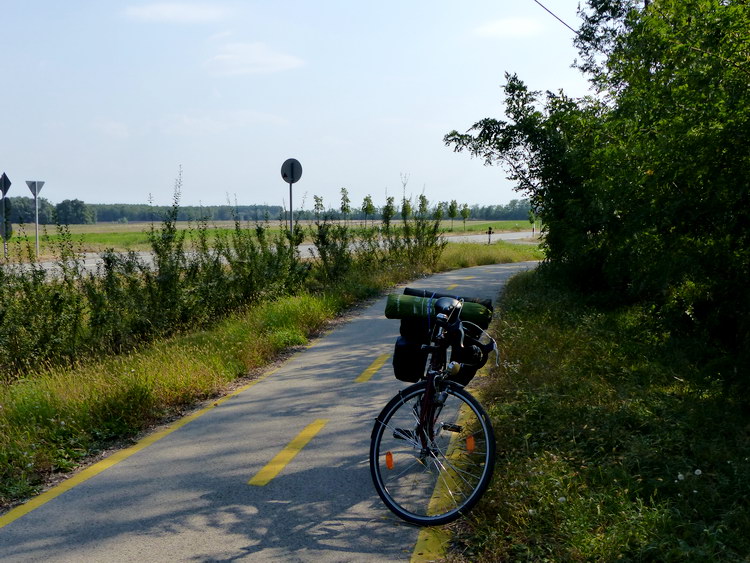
left=369, top=380, right=495, bottom=526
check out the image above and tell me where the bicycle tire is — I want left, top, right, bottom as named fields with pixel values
left=369, top=380, right=496, bottom=526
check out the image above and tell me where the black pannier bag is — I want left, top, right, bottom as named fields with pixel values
left=392, top=335, right=430, bottom=382
left=446, top=321, right=491, bottom=386
left=388, top=288, right=493, bottom=385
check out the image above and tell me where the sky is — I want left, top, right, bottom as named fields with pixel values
left=0, top=1, right=591, bottom=210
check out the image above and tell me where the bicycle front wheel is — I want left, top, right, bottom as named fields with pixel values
left=369, top=381, right=496, bottom=526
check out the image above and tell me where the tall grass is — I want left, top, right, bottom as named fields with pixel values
left=437, top=240, right=543, bottom=270
left=0, top=290, right=349, bottom=505
left=450, top=269, right=750, bottom=561
left=1, top=184, right=462, bottom=379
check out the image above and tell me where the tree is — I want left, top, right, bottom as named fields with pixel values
left=460, top=203, right=470, bottom=230
left=340, top=188, right=351, bottom=223
left=417, top=194, right=429, bottom=217
left=312, top=195, right=325, bottom=220
left=447, top=200, right=459, bottom=230
left=433, top=202, right=444, bottom=221
left=55, top=199, right=95, bottom=224
left=8, top=196, right=55, bottom=224
left=361, top=195, right=375, bottom=226
left=445, top=0, right=750, bottom=385
left=400, top=197, right=412, bottom=221
left=382, top=196, right=396, bottom=231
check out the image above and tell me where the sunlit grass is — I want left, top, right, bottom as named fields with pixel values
left=0, top=292, right=340, bottom=505
left=447, top=270, right=750, bottom=561
left=437, top=240, right=542, bottom=270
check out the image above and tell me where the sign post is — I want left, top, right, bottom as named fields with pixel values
left=1, top=173, right=11, bottom=260
left=26, top=181, right=45, bottom=257
left=280, top=158, right=302, bottom=237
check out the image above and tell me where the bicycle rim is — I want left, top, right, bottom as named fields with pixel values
left=369, top=381, right=495, bottom=526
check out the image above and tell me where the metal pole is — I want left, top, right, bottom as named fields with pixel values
left=2, top=196, right=6, bottom=260
left=289, top=181, right=293, bottom=237
left=34, top=193, right=39, bottom=256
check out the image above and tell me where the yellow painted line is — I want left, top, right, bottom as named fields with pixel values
left=446, top=277, right=476, bottom=290
left=248, top=419, right=329, bottom=486
left=355, top=353, right=390, bottom=383
left=0, top=368, right=278, bottom=530
left=411, top=527, right=450, bottom=562
left=411, top=404, right=474, bottom=561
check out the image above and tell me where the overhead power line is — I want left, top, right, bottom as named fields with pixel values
left=531, top=0, right=579, bottom=35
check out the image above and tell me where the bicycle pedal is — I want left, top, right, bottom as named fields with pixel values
left=441, top=423, right=462, bottom=433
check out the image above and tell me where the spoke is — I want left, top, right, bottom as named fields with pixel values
left=385, top=455, right=427, bottom=483
left=376, top=419, right=420, bottom=449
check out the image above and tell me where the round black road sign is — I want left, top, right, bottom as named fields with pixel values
left=281, top=158, right=302, bottom=184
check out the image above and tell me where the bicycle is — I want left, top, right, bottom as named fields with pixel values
left=369, top=289, right=497, bottom=526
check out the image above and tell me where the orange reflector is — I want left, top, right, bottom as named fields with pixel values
left=385, top=451, right=394, bottom=470
left=466, top=435, right=475, bottom=454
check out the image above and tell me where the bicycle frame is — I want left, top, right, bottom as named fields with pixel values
left=416, top=315, right=452, bottom=450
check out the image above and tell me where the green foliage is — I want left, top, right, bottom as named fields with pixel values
left=7, top=196, right=55, bottom=225
left=445, top=0, right=750, bottom=387
left=339, top=187, right=351, bottom=220
left=90, top=202, right=282, bottom=223
left=309, top=212, right=355, bottom=284
left=0, top=177, right=309, bottom=379
left=452, top=270, right=750, bottom=561
left=0, top=174, right=454, bottom=380
left=54, top=199, right=95, bottom=225
left=381, top=196, right=396, bottom=231
left=361, top=194, right=375, bottom=226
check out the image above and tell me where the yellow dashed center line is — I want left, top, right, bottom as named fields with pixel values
left=0, top=370, right=277, bottom=530
left=355, top=353, right=390, bottom=383
left=248, top=419, right=329, bottom=486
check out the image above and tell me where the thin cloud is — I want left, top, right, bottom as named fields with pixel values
left=474, top=18, right=545, bottom=38
left=124, top=3, right=228, bottom=24
left=160, top=110, right=288, bottom=135
left=92, top=119, right=130, bottom=140
left=208, top=42, right=304, bottom=75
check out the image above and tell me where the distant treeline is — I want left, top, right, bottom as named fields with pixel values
left=4, top=196, right=532, bottom=225
left=91, top=203, right=284, bottom=223
left=3, top=197, right=283, bottom=225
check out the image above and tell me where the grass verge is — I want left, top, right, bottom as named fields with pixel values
left=0, top=241, right=541, bottom=508
left=448, top=269, right=750, bottom=561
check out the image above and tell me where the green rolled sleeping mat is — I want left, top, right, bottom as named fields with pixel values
left=384, top=293, right=492, bottom=329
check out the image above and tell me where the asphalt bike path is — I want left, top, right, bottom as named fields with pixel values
left=0, top=262, right=536, bottom=562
